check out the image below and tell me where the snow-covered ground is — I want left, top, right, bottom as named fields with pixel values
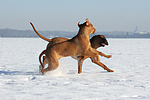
left=0, top=38, right=150, bottom=100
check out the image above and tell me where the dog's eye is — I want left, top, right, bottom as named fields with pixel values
left=101, top=35, right=105, bottom=38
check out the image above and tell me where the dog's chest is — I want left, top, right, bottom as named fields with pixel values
left=72, top=56, right=80, bottom=60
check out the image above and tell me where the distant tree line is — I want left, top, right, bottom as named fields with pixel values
left=0, top=29, right=76, bottom=38
left=0, top=28, right=150, bottom=38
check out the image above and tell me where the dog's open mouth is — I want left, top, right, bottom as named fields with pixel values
left=101, top=43, right=106, bottom=47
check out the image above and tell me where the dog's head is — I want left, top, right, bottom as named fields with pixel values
left=90, top=35, right=109, bottom=49
left=78, top=18, right=96, bottom=34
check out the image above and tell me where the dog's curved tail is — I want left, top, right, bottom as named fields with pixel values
left=30, top=22, right=52, bottom=42
left=39, top=50, right=46, bottom=73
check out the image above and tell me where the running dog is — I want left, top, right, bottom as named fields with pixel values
left=30, top=19, right=113, bottom=74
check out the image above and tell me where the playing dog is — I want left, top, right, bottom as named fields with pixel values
left=31, top=19, right=113, bottom=74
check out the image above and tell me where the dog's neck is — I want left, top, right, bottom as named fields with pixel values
left=78, top=27, right=91, bottom=40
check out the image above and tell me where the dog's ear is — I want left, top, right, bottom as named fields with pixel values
left=86, top=18, right=89, bottom=26
left=86, top=18, right=89, bottom=22
left=86, top=22, right=89, bottom=26
left=78, top=22, right=81, bottom=28
left=101, top=35, right=105, bottom=38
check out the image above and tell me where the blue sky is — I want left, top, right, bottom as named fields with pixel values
left=0, top=0, right=150, bottom=32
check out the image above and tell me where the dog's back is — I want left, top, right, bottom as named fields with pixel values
left=40, top=19, right=97, bottom=74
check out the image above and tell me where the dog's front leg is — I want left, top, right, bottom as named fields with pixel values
left=90, top=57, right=114, bottom=72
left=85, top=47, right=99, bottom=58
left=77, top=56, right=88, bottom=74
left=97, top=51, right=112, bottom=58
left=78, top=58, right=84, bottom=74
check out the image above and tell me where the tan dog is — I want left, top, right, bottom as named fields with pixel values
left=42, top=35, right=113, bottom=73
left=37, top=19, right=112, bottom=74
left=76, top=35, right=114, bottom=73
left=30, top=20, right=113, bottom=74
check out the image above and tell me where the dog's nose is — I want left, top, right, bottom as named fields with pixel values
left=105, top=41, right=108, bottom=45
left=94, top=28, right=96, bottom=33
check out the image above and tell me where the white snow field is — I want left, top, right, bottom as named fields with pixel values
left=0, top=38, right=150, bottom=100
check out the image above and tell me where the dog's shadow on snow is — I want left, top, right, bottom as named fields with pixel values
left=0, top=69, right=110, bottom=76
left=0, top=70, right=40, bottom=75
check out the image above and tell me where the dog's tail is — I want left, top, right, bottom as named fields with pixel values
left=30, top=22, right=52, bottom=42
left=39, top=50, right=46, bottom=73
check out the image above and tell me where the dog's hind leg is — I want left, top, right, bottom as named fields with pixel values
left=42, top=54, right=60, bottom=75
left=42, top=61, right=59, bottom=75
left=90, top=57, right=114, bottom=72
left=39, top=50, right=47, bottom=73
left=39, top=56, right=48, bottom=73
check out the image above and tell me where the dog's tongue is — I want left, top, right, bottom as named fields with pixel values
left=102, top=43, right=105, bottom=46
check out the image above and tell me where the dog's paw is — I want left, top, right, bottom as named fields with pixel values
left=106, top=55, right=112, bottom=58
left=107, top=69, right=114, bottom=72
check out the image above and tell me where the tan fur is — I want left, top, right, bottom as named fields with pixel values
left=30, top=19, right=113, bottom=74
